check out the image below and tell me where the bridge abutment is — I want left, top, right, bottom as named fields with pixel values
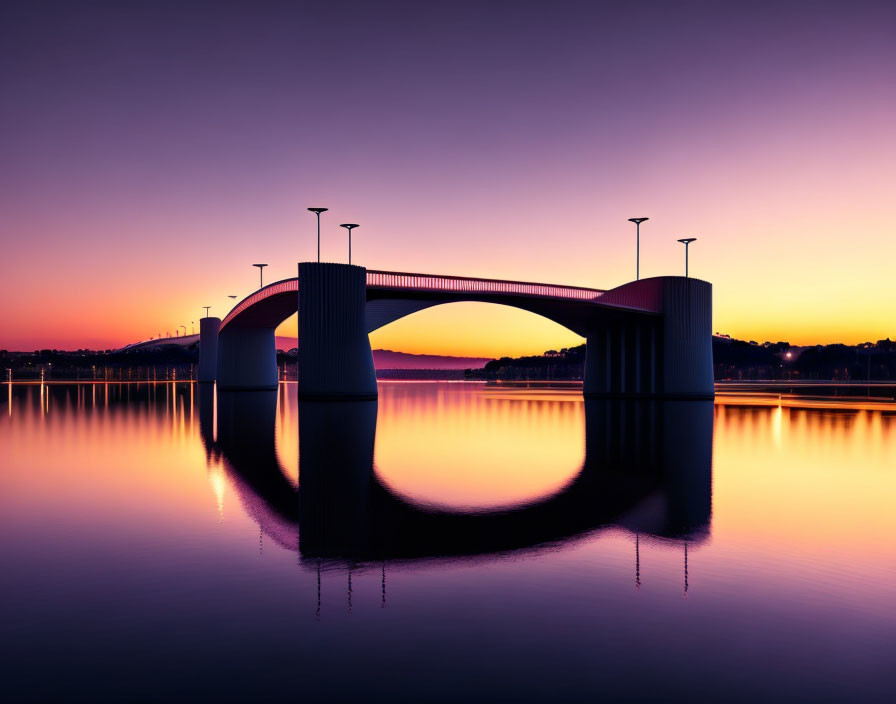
left=298, top=262, right=378, bottom=400
left=198, top=317, right=221, bottom=383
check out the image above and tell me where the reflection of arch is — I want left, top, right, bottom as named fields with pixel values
left=206, top=264, right=712, bottom=400
left=204, top=389, right=713, bottom=563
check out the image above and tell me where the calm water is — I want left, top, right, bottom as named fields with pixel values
left=1, top=381, right=894, bottom=702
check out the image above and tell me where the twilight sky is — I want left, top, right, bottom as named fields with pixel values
left=1, top=0, right=894, bottom=355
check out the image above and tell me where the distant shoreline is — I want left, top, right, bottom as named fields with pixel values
left=5, top=377, right=896, bottom=389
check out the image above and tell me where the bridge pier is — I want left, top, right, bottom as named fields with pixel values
left=298, top=262, right=378, bottom=400
left=584, top=277, right=712, bottom=399
left=198, top=317, right=221, bottom=383
left=217, top=326, right=279, bottom=390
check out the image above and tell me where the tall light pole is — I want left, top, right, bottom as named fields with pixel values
left=191, top=321, right=195, bottom=335
left=628, top=218, right=649, bottom=280
left=677, top=238, right=697, bottom=278
left=340, top=223, right=359, bottom=265
left=180, top=325, right=186, bottom=337
left=307, top=207, right=328, bottom=262
left=253, top=263, right=268, bottom=289
left=203, top=306, right=211, bottom=318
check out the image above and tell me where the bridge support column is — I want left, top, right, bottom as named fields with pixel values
left=584, top=277, right=712, bottom=399
left=660, top=278, right=713, bottom=399
left=198, top=317, right=220, bottom=383
left=216, top=326, right=279, bottom=390
left=298, top=262, right=377, bottom=400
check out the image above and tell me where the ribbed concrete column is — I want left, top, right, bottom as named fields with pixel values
left=298, top=262, right=377, bottom=400
left=198, top=317, right=220, bottom=383
left=634, top=324, right=641, bottom=394
left=619, top=325, right=627, bottom=393
left=660, top=278, right=713, bottom=399
left=216, top=326, right=278, bottom=390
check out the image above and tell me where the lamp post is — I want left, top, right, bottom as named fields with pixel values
left=191, top=321, right=195, bottom=335
left=180, top=325, right=186, bottom=337
left=340, top=224, right=359, bottom=265
left=307, top=207, right=328, bottom=263
left=677, top=238, right=697, bottom=278
left=628, top=217, right=649, bottom=281
left=202, top=306, right=211, bottom=318
left=253, top=264, right=268, bottom=289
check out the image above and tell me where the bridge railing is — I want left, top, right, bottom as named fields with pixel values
left=366, top=270, right=604, bottom=301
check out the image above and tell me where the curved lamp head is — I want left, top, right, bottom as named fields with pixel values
left=677, top=238, right=697, bottom=244
left=228, top=295, right=237, bottom=299
left=307, top=207, right=328, bottom=215
left=628, top=217, right=649, bottom=225
left=340, top=223, right=359, bottom=231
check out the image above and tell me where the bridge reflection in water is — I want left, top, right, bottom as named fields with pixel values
left=199, top=386, right=712, bottom=569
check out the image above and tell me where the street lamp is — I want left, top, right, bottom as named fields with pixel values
left=628, top=217, right=649, bottom=281
left=202, top=306, right=211, bottom=318
left=191, top=321, right=195, bottom=335
left=677, top=238, right=697, bottom=278
left=180, top=325, right=186, bottom=337
left=307, top=207, right=328, bottom=263
left=340, top=223, right=359, bottom=265
left=253, top=263, right=268, bottom=289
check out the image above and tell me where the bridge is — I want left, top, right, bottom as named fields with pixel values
left=198, top=262, right=713, bottom=399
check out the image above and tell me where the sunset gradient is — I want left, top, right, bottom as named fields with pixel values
left=1, top=1, right=893, bottom=355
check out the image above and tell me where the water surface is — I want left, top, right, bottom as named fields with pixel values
left=1, top=382, right=894, bottom=701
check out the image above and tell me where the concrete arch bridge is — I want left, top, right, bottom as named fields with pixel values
left=198, top=263, right=713, bottom=399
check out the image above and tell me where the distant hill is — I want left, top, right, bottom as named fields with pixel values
left=276, top=337, right=489, bottom=370
left=117, top=336, right=489, bottom=370
left=372, top=349, right=490, bottom=370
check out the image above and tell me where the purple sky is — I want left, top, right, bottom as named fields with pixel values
left=1, top=0, right=894, bottom=353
